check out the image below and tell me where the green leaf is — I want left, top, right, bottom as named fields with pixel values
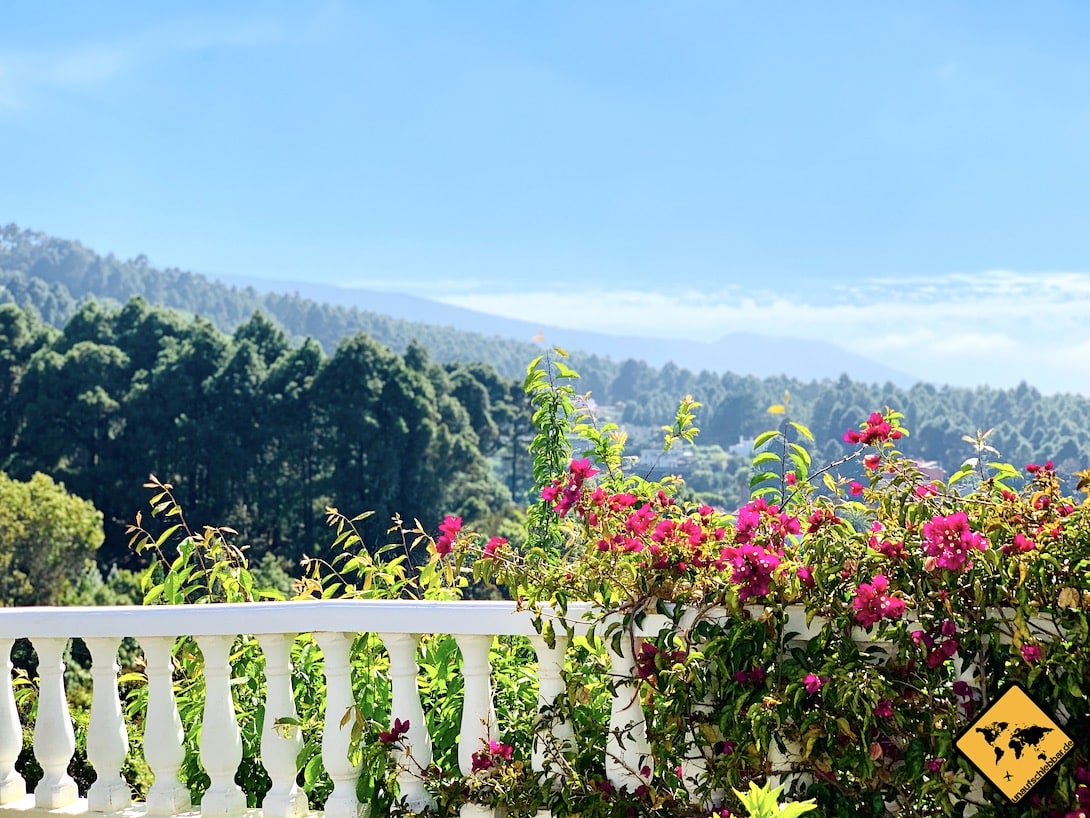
left=753, top=451, right=781, bottom=467
left=553, top=361, right=579, bottom=380
left=948, top=465, right=975, bottom=487
left=302, top=752, right=324, bottom=791
left=788, top=421, right=815, bottom=443
left=754, top=430, right=779, bottom=449
left=989, top=461, right=1022, bottom=480
left=788, top=443, right=812, bottom=470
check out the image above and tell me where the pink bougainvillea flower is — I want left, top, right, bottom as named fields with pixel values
left=796, top=564, right=815, bottom=588
left=874, top=699, right=894, bottom=718
left=378, top=717, right=410, bottom=744
left=553, top=487, right=580, bottom=517
left=868, top=534, right=906, bottom=560
left=851, top=574, right=905, bottom=628
left=720, top=543, right=782, bottom=601
left=863, top=454, right=881, bottom=470
left=625, top=503, right=657, bottom=536
left=568, top=457, right=598, bottom=481
left=803, top=673, right=825, bottom=695
left=482, top=536, right=507, bottom=560
left=1021, top=644, right=1042, bottom=663
left=922, top=512, right=989, bottom=571
left=784, top=471, right=797, bottom=486
left=925, top=638, right=959, bottom=669
left=807, top=508, right=840, bottom=534
left=843, top=412, right=903, bottom=445
left=470, top=740, right=514, bottom=772
left=1002, top=533, right=1036, bottom=556
left=636, top=642, right=660, bottom=680
left=733, top=666, right=766, bottom=686
left=435, top=515, right=462, bottom=555
left=489, top=740, right=513, bottom=760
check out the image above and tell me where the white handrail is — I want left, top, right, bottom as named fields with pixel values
left=0, top=599, right=607, bottom=639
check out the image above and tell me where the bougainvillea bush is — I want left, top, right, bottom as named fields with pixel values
left=131, top=350, right=1090, bottom=818
left=425, top=351, right=1090, bottom=818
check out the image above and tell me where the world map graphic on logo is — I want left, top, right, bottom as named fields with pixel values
left=975, top=721, right=1054, bottom=766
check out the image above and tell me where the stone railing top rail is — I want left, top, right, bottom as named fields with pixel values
left=0, top=599, right=624, bottom=640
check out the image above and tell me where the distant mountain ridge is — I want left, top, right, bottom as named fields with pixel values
left=1, top=223, right=914, bottom=386
left=216, top=274, right=919, bottom=387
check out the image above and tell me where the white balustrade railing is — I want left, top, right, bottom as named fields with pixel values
left=0, top=599, right=1019, bottom=817
left=0, top=600, right=660, bottom=818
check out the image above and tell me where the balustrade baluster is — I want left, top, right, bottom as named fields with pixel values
left=314, top=632, right=363, bottom=818
left=256, top=633, right=308, bottom=818
left=140, top=636, right=192, bottom=814
left=675, top=608, right=723, bottom=807
left=530, top=633, right=570, bottom=818
left=85, top=636, right=131, bottom=811
left=30, top=637, right=77, bottom=809
left=455, top=635, right=496, bottom=818
left=454, top=634, right=495, bottom=780
left=604, top=624, right=650, bottom=791
left=0, top=638, right=25, bottom=804
left=194, top=634, right=246, bottom=817
left=378, top=632, right=432, bottom=814
left=528, top=634, right=571, bottom=777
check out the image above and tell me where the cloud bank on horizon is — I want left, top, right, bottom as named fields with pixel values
left=428, top=271, right=1089, bottom=396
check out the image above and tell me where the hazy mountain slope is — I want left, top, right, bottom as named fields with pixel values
left=217, top=274, right=919, bottom=387
left=2, top=223, right=913, bottom=385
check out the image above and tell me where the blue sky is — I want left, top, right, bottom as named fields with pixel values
left=3, top=2, right=1090, bottom=394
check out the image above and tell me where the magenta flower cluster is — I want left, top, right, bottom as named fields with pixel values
left=435, top=515, right=462, bottom=556
left=541, top=457, right=599, bottom=517
left=470, top=740, right=514, bottom=772
left=378, top=717, right=410, bottom=745
left=635, top=641, right=688, bottom=681
left=842, top=411, right=903, bottom=445
left=911, top=619, right=959, bottom=669
left=921, top=512, right=989, bottom=571
left=851, top=574, right=905, bottom=628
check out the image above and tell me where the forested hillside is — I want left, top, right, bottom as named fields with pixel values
left=5, top=223, right=1090, bottom=574
left=0, top=300, right=524, bottom=566
left=0, top=223, right=583, bottom=381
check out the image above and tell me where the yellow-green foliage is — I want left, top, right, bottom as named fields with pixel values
left=0, top=471, right=103, bottom=605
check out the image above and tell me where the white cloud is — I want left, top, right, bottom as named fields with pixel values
left=436, top=271, right=1090, bottom=395
left=0, top=14, right=287, bottom=113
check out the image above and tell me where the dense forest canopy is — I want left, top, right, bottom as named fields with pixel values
left=0, top=299, right=519, bottom=566
left=4, top=223, right=1090, bottom=574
